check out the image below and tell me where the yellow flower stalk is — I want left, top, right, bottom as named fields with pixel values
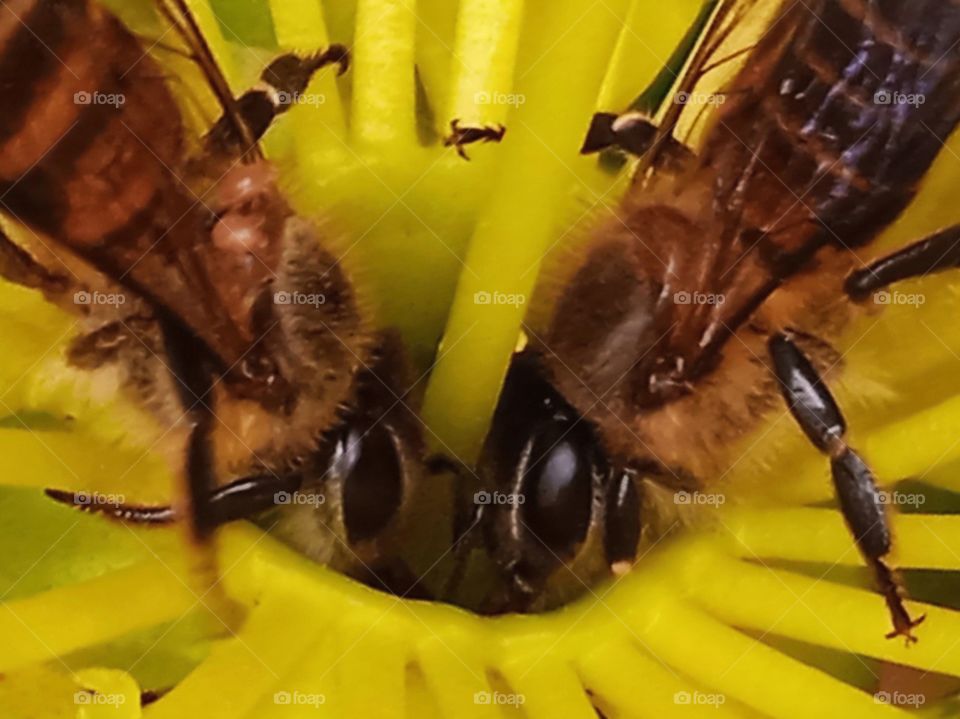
left=1, top=1, right=960, bottom=718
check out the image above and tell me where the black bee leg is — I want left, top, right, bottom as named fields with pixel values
left=45, top=473, right=303, bottom=526
left=206, top=472, right=302, bottom=524
left=44, top=488, right=177, bottom=524
left=0, top=228, right=70, bottom=296
left=157, top=315, right=221, bottom=541
left=769, top=333, right=924, bottom=643
left=204, top=45, right=351, bottom=156
left=845, top=224, right=960, bottom=301
left=581, top=111, right=655, bottom=155
left=261, top=44, right=351, bottom=103
left=580, top=111, right=694, bottom=165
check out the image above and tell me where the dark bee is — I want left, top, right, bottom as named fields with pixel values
left=0, top=0, right=432, bottom=596
left=465, top=0, right=960, bottom=640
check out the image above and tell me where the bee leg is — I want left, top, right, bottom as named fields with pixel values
left=263, top=44, right=351, bottom=90
left=205, top=472, right=302, bottom=525
left=66, top=316, right=158, bottom=369
left=204, top=45, right=351, bottom=155
left=845, top=224, right=960, bottom=300
left=580, top=111, right=694, bottom=164
left=0, top=228, right=70, bottom=296
left=45, top=488, right=176, bottom=523
left=44, top=473, right=302, bottom=526
left=581, top=111, right=655, bottom=155
left=768, top=333, right=925, bottom=644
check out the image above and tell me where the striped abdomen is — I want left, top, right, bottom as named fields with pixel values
left=539, top=0, right=960, bottom=436
left=0, top=0, right=187, bottom=247
left=0, top=0, right=268, bottom=377
left=703, top=0, right=960, bottom=254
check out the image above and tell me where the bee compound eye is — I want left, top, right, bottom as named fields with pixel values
left=338, top=424, right=404, bottom=544
left=603, top=471, right=640, bottom=569
left=520, top=422, right=596, bottom=556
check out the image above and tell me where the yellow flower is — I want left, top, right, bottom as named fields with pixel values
left=1, top=1, right=960, bottom=717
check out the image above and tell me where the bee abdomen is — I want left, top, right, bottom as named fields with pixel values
left=0, top=0, right=185, bottom=249
left=706, top=0, right=960, bottom=248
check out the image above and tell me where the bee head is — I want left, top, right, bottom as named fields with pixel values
left=265, top=340, right=436, bottom=600
left=470, top=352, right=642, bottom=612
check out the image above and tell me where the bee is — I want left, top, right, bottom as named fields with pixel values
left=0, top=0, right=433, bottom=599
left=466, top=0, right=960, bottom=641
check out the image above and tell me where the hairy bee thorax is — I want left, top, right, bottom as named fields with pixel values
left=538, top=0, right=960, bottom=466
left=208, top=217, right=374, bottom=477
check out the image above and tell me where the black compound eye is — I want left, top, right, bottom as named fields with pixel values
left=336, top=425, right=404, bottom=543
left=520, top=423, right=595, bottom=555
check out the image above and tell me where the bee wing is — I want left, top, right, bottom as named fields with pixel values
left=155, top=0, right=264, bottom=162
left=679, top=0, right=960, bottom=371
left=637, top=0, right=762, bottom=177
left=540, top=0, right=960, bottom=451
left=0, top=0, right=284, bottom=385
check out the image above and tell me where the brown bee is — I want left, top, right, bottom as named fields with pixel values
left=0, top=0, right=433, bottom=597
left=465, top=0, right=960, bottom=641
